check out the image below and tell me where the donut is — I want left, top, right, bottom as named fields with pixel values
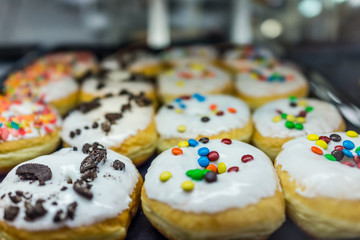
left=157, top=62, right=232, bottom=104
left=155, top=94, right=253, bottom=152
left=101, top=49, right=162, bottom=77
left=235, top=65, right=309, bottom=109
left=0, top=97, right=61, bottom=173
left=61, top=93, right=157, bottom=166
left=275, top=131, right=360, bottom=239
left=142, top=138, right=285, bottom=240
left=161, top=45, right=218, bottom=66
left=252, top=97, right=346, bottom=160
left=5, top=61, right=79, bottom=116
left=0, top=142, right=142, bottom=240
left=79, top=70, right=156, bottom=106
left=222, top=45, right=277, bottom=74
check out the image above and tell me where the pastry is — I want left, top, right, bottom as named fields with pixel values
left=142, top=138, right=285, bottom=240
left=61, top=93, right=157, bottom=166
left=252, top=97, right=346, bottom=160
left=275, top=131, right=360, bottom=239
left=235, top=64, right=309, bottom=109
left=157, top=62, right=232, bottom=104
left=0, top=142, right=142, bottom=240
left=0, top=97, right=61, bottom=173
left=155, top=94, right=253, bottom=152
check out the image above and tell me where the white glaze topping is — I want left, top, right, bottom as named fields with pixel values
left=236, top=65, right=308, bottom=97
left=253, top=98, right=343, bottom=138
left=162, top=45, right=218, bottom=65
left=158, top=63, right=231, bottom=96
left=276, top=132, right=360, bottom=199
left=0, top=147, right=139, bottom=230
left=61, top=96, right=153, bottom=148
left=155, top=94, right=250, bottom=139
left=40, top=76, right=79, bottom=102
left=144, top=139, right=279, bottom=213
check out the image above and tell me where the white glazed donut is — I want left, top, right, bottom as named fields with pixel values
left=61, top=94, right=157, bottom=165
left=0, top=142, right=142, bottom=240
left=157, top=62, right=232, bottom=103
left=252, top=97, right=345, bottom=160
left=142, top=138, right=285, bottom=240
left=155, top=94, right=253, bottom=152
left=275, top=131, right=360, bottom=239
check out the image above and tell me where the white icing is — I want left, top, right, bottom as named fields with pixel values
left=81, top=75, right=154, bottom=97
left=253, top=98, right=343, bottom=138
left=155, top=95, right=250, bottom=139
left=0, top=147, right=139, bottom=230
left=158, top=63, right=231, bottom=96
left=162, top=45, right=218, bottom=65
left=236, top=65, right=307, bottom=97
left=40, top=76, right=78, bottom=102
left=144, top=139, right=279, bottom=213
left=61, top=96, right=153, bottom=148
left=1, top=101, right=61, bottom=142
left=276, top=132, right=360, bottom=199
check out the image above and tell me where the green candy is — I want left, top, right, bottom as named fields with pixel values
left=281, top=113, right=288, bottom=119
left=191, top=169, right=204, bottom=181
left=186, top=169, right=195, bottom=177
left=285, top=121, right=294, bottom=129
left=355, top=146, right=360, bottom=153
left=295, top=123, right=303, bottom=130
left=289, top=96, right=297, bottom=101
left=305, top=106, right=313, bottom=112
left=325, top=154, right=337, bottom=161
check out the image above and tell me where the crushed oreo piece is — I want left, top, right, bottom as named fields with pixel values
left=52, top=201, right=58, bottom=206
left=16, top=164, right=52, bottom=186
left=119, top=89, right=130, bottom=95
left=121, top=103, right=132, bottom=113
left=53, top=210, right=65, bottom=223
left=73, top=146, right=78, bottom=151
left=96, top=82, right=105, bottom=89
left=84, top=126, right=89, bottom=130
left=104, top=113, right=122, bottom=124
left=73, top=180, right=93, bottom=200
left=113, top=160, right=125, bottom=171
left=70, top=131, right=75, bottom=138
left=101, top=121, right=111, bottom=133
left=81, top=170, right=97, bottom=182
left=66, top=202, right=78, bottom=220
left=80, top=149, right=106, bottom=173
left=82, top=143, right=92, bottom=154
left=104, top=93, right=113, bottom=98
left=24, top=199, right=47, bottom=221
left=77, top=99, right=101, bottom=114
left=166, top=105, right=174, bottom=109
left=134, top=96, right=152, bottom=107
left=75, top=129, right=81, bottom=135
left=92, top=122, right=99, bottom=129
left=8, top=192, right=22, bottom=204
left=1, top=194, right=5, bottom=200
left=4, top=206, right=19, bottom=221
left=60, top=186, right=68, bottom=191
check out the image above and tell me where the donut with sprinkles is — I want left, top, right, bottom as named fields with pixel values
left=142, top=138, right=285, bottom=240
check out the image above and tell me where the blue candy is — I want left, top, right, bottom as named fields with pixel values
left=198, top=156, right=210, bottom=167
left=358, top=151, right=360, bottom=157
left=179, top=103, right=186, bottom=109
left=343, top=140, right=355, bottom=150
left=175, top=98, right=182, bottom=102
left=198, top=147, right=210, bottom=156
left=188, top=139, right=198, bottom=147
left=193, top=93, right=206, bottom=102
left=343, top=149, right=354, bottom=158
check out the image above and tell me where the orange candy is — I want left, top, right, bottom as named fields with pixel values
left=206, top=164, right=217, bottom=173
left=171, top=147, right=183, bottom=156
left=228, top=108, right=236, bottom=113
left=311, top=146, right=323, bottom=155
left=209, top=104, right=217, bottom=111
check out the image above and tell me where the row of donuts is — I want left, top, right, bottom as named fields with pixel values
left=2, top=131, right=360, bottom=240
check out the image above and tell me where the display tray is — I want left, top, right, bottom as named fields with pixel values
left=0, top=43, right=360, bottom=240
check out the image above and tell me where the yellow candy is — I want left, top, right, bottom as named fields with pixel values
left=298, top=100, right=308, bottom=107
left=175, top=109, right=183, bottom=114
left=218, top=162, right=226, bottom=174
left=346, top=130, right=358, bottom=138
left=250, top=73, right=258, bottom=79
left=190, top=63, right=205, bottom=71
left=165, top=70, right=174, bottom=75
left=181, top=181, right=194, bottom=191
left=296, top=117, right=306, bottom=123
left=176, top=81, right=185, bottom=87
left=307, top=134, right=319, bottom=141
left=286, top=114, right=295, bottom=122
left=272, top=115, right=282, bottom=123
left=316, top=140, right=328, bottom=150
left=178, top=141, right=189, bottom=148
left=177, top=125, right=186, bottom=133
left=160, top=171, right=172, bottom=182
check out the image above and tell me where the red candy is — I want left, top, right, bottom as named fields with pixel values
left=319, top=136, right=330, bottom=144
left=342, top=161, right=355, bottom=167
left=209, top=104, right=217, bottom=111
left=180, top=95, right=191, bottom=100
left=276, top=109, right=282, bottom=114
left=298, top=110, right=307, bottom=117
left=221, top=138, right=232, bottom=145
left=241, top=154, right=254, bottom=163
left=334, top=145, right=344, bottom=151
left=44, top=126, right=53, bottom=133
left=227, top=166, right=239, bottom=172
left=216, top=111, right=224, bottom=116
left=208, top=151, right=219, bottom=161
left=354, top=156, right=360, bottom=164
left=311, top=146, right=323, bottom=155
left=171, top=147, right=183, bottom=155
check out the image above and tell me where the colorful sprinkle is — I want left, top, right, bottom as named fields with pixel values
left=181, top=181, right=194, bottom=191
left=221, top=138, right=232, bottom=145
left=311, top=146, right=323, bottom=155
left=307, top=134, right=319, bottom=141
left=177, top=125, right=186, bottom=132
left=198, top=156, right=210, bottom=167
left=346, top=130, right=358, bottom=138
left=217, top=162, right=226, bottom=174
left=160, top=171, right=172, bottom=182
left=188, top=139, right=198, bottom=147
left=171, top=147, right=183, bottom=155
left=343, top=140, right=355, bottom=150
left=316, top=140, right=328, bottom=150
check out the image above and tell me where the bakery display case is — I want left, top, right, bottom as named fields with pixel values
left=1, top=0, right=360, bottom=239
